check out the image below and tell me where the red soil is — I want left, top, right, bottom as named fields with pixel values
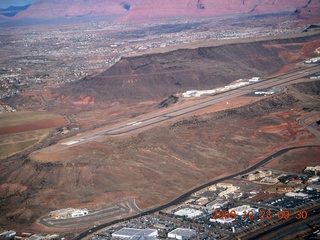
left=0, top=118, right=68, bottom=135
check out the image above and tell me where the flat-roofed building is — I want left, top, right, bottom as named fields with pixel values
left=247, top=174, right=256, bottom=181
left=50, top=208, right=75, bottom=219
left=229, top=205, right=258, bottom=216
left=49, top=208, right=89, bottom=219
left=0, top=231, right=16, bottom=240
left=174, top=208, right=203, bottom=219
left=196, top=197, right=209, bottom=206
left=168, top=228, right=196, bottom=240
left=71, top=209, right=88, bottom=218
left=112, top=228, right=158, bottom=239
left=216, top=183, right=233, bottom=189
left=260, top=177, right=279, bottom=184
left=285, top=192, right=309, bottom=199
left=307, top=184, right=320, bottom=191
left=27, top=234, right=58, bottom=240
left=206, top=199, right=228, bottom=209
left=304, top=166, right=320, bottom=172
left=308, top=176, right=320, bottom=183
left=210, top=218, right=235, bottom=224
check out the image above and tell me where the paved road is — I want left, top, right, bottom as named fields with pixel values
left=300, top=113, right=320, bottom=141
left=62, top=64, right=320, bottom=146
left=72, top=144, right=320, bottom=240
left=40, top=201, right=133, bottom=229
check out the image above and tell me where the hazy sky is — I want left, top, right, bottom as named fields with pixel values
left=0, top=0, right=37, bottom=8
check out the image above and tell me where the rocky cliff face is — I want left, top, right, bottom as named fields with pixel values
left=293, top=0, right=320, bottom=23
left=15, top=0, right=133, bottom=18
left=15, top=0, right=314, bottom=20
left=118, top=0, right=310, bottom=22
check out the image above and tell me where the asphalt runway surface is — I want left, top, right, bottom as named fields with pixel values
left=62, top=64, right=320, bottom=146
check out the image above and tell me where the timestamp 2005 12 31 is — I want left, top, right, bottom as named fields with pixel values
left=212, top=209, right=308, bottom=220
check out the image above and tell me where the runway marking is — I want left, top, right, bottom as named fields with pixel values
left=60, top=64, right=320, bottom=145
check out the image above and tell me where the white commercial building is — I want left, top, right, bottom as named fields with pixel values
left=0, top=231, right=16, bottom=239
left=304, top=166, right=320, bottom=172
left=210, top=218, right=235, bottom=224
left=50, top=208, right=89, bottom=219
left=249, top=77, right=260, bottom=82
left=285, top=192, right=309, bottom=199
left=71, top=209, right=89, bottom=218
left=229, top=205, right=258, bottom=216
left=168, top=228, right=196, bottom=240
left=308, top=176, right=320, bottom=183
left=112, top=228, right=158, bottom=239
left=206, top=199, right=228, bottom=209
left=174, top=208, right=203, bottom=219
left=307, top=184, right=320, bottom=191
left=182, top=90, right=215, bottom=98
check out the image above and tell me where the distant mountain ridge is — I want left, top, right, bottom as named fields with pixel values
left=15, top=0, right=134, bottom=19
left=13, top=0, right=319, bottom=22
left=0, top=4, right=31, bottom=17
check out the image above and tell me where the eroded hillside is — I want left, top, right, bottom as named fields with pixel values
left=0, top=80, right=319, bottom=232
left=57, top=34, right=320, bottom=104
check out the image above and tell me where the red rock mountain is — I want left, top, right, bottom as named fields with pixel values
left=15, top=0, right=134, bottom=18
left=117, top=0, right=311, bottom=22
left=293, top=0, right=320, bottom=24
left=15, top=0, right=315, bottom=21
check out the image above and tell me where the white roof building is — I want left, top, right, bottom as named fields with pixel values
left=0, top=231, right=16, bottom=239
left=168, top=228, right=196, bottom=240
left=50, top=208, right=89, bottom=219
left=304, top=166, right=320, bottom=172
left=71, top=209, right=89, bottom=218
left=308, top=175, right=320, bottom=183
left=210, top=218, right=235, bottom=224
left=112, top=228, right=158, bottom=239
left=229, top=205, right=258, bottom=216
left=206, top=199, right=228, bottom=209
left=306, top=184, right=320, bottom=191
left=174, top=208, right=203, bottom=219
left=285, top=192, right=309, bottom=199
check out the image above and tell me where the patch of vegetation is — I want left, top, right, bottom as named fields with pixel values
left=0, top=111, right=60, bottom=128
left=0, top=139, right=39, bottom=159
left=0, top=129, right=49, bottom=145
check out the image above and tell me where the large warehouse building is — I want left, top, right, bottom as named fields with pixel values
left=168, top=228, right=197, bottom=240
left=111, top=228, right=158, bottom=239
left=174, top=208, right=203, bottom=219
left=49, top=208, right=88, bottom=219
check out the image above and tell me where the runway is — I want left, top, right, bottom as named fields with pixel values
left=62, top=64, right=320, bottom=146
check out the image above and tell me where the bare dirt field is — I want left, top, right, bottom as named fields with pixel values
left=1, top=80, right=319, bottom=234
left=0, top=118, right=67, bottom=135
left=0, top=111, right=67, bottom=159
left=264, top=146, right=320, bottom=173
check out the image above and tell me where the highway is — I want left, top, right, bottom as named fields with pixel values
left=300, top=113, right=320, bottom=141
left=72, top=144, right=320, bottom=240
left=62, top=64, right=320, bottom=146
